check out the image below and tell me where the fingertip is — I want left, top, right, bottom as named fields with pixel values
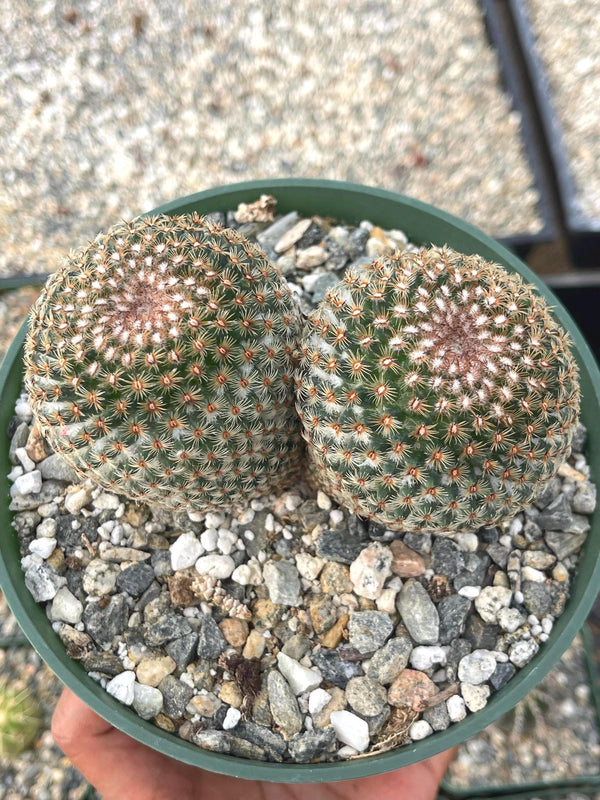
left=52, top=687, right=113, bottom=755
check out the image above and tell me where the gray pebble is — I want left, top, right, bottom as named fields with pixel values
left=158, top=675, right=194, bottom=718
left=544, top=529, right=588, bottom=560
left=310, top=648, right=363, bottom=688
left=423, top=702, right=451, bottom=731
left=396, top=580, right=440, bottom=644
left=537, top=495, right=573, bottom=531
left=234, top=721, right=287, bottom=759
left=115, top=562, right=155, bottom=596
left=267, top=670, right=303, bottom=738
left=37, top=453, right=80, bottom=482
left=263, top=560, right=301, bottom=606
left=570, top=423, right=587, bottom=453
left=432, top=537, right=465, bottom=578
left=310, top=273, right=339, bottom=303
left=438, top=594, right=471, bottom=644
left=348, top=610, right=394, bottom=654
left=458, top=649, right=497, bottom=684
left=165, top=632, right=199, bottom=669
left=24, top=560, right=66, bottom=602
left=132, top=683, right=163, bottom=720
left=144, top=613, right=193, bottom=647
left=366, top=636, right=412, bottom=685
left=316, top=529, right=367, bottom=564
left=521, top=580, right=555, bottom=618
left=83, top=595, right=128, bottom=650
left=509, top=638, right=540, bottom=667
left=490, top=661, right=517, bottom=690
left=345, top=676, right=387, bottom=716
left=192, top=730, right=231, bottom=753
left=197, top=614, right=227, bottom=659
left=288, top=728, right=337, bottom=763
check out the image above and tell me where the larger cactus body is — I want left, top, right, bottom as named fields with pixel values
left=25, top=214, right=303, bottom=510
left=297, top=246, right=580, bottom=533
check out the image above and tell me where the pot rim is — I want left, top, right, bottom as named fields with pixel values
left=1, top=178, right=599, bottom=783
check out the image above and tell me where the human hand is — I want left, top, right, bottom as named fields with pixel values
left=52, top=688, right=457, bottom=800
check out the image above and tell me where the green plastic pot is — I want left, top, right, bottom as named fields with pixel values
left=1, top=179, right=599, bottom=783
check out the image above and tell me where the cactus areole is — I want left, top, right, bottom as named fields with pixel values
left=24, top=214, right=303, bottom=510
left=297, top=246, right=581, bottom=533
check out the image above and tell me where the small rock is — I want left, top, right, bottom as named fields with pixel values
left=116, top=563, right=155, bottom=596
left=464, top=615, right=499, bottom=650
left=136, top=656, right=177, bottom=687
left=388, top=669, right=437, bottom=710
left=277, top=652, right=322, bottom=695
left=545, top=530, right=587, bottom=560
left=521, top=580, right=554, bottom=618
left=320, top=614, right=349, bottom=649
left=423, top=702, right=451, bottom=731
left=461, top=682, right=490, bottom=712
left=197, top=614, right=227, bottom=659
left=310, top=649, right=363, bottom=688
left=251, top=599, right=284, bottom=630
left=447, top=694, right=467, bottom=722
left=537, top=495, right=573, bottom=531
left=348, top=610, right=394, bottom=654
left=231, top=559, right=262, bottom=585
left=366, top=636, right=413, bottom=685
left=349, top=543, right=393, bottom=599
left=222, top=707, right=242, bottom=730
left=397, top=580, right=440, bottom=644
left=390, top=540, right=426, bottom=577
left=188, top=691, right=222, bottom=718
left=309, top=688, right=333, bottom=716
left=316, top=529, right=367, bottom=564
left=159, top=675, right=194, bottom=718
left=106, top=671, right=136, bottom=705
left=219, top=682, right=242, bottom=708
left=432, top=537, right=465, bottom=578
left=144, top=614, right=192, bottom=647
left=29, top=537, right=56, bottom=559
left=83, top=596, right=128, bottom=650
left=572, top=483, right=596, bottom=514
left=288, top=728, right=337, bottom=762
left=521, top=550, right=556, bottom=570
left=165, top=633, right=199, bottom=669
left=320, top=562, right=353, bottom=594
left=37, top=454, right=79, bottom=482
left=243, top=629, right=266, bottom=660
left=170, top=532, right=204, bottom=571
left=308, top=595, right=337, bottom=634
left=64, top=485, right=93, bottom=514
left=457, top=650, right=497, bottom=684
left=195, top=554, right=235, bottom=579
left=297, top=245, right=327, bottom=270
left=10, top=470, right=42, bottom=497
left=497, top=607, right=525, bottom=633
left=295, top=552, right=325, bottom=581
left=490, top=662, right=517, bottom=690
left=330, top=710, right=370, bottom=752
left=219, top=618, right=249, bottom=648
left=509, top=638, right=539, bottom=667
left=274, top=217, right=312, bottom=253
left=24, top=561, right=66, bottom=602
left=50, top=586, right=83, bottom=624
left=409, top=720, right=433, bottom=740
left=267, top=670, right=303, bottom=738
left=345, top=676, right=387, bottom=716
left=438, top=594, right=471, bottom=644
left=475, top=586, right=512, bottom=623
left=263, top=560, right=301, bottom=606
left=192, top=730, right=231, bottom=753
left=409, top=645, right=446, bottom=671
left=132, top=683, right=163, bottom=719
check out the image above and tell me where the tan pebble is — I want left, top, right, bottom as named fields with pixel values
left=274, top=218, right=313, bottom=253
left=124, top=504, right=150, bottom=527
left=154, top=713, right=176, bottom=732
left=46, top=547, right=64, bottom=572
left=320, top=562, right=353, bottom=594
left=557, top=463, right=586, bottom=482
left=552, top=562, right=569, bottom=582
left=219, top=681, right=242, bottom=708
left=376, top=587, right=398, bottom=614
left=252, top=685, right=273, bottom=726
left=167, top=572, right=196, bottom=607
left=308, top=595, right=337, bottom=634
left=242, top=629, right=266, bottom=660
left=312, top=686, right=346, bottom=728
left=219, top=618, right=249, bottom=647
left=388, top=669, right=437, bottom=710
left=296, top=245, right=327, bottom=270
left=390, top=540, right=426, bottom=577
left=319, top=614, right=349, bottom=649
left=252, top=598, right=284, bottom=629
left=188, top=692, right=221, bottom=718
left=25, top=422, right=50, bottom=462
left=136, top=656, right=176, bottom=687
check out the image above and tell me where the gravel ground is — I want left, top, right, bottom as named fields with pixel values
left=446, top=632, right=600, bottom=790
left=526, top=0, right=600, bottom=224
left=0, top=0, right=544, bottom=280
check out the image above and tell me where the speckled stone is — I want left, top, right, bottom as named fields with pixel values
left=396, top=580, right=440, bottom=644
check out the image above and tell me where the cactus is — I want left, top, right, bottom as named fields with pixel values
left=24, top=213, right=303, bottom=511
left=0, top=680, right=41, bottom=756
left=296, top=246, right=580, bottom=533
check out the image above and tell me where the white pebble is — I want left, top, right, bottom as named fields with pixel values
left=195, top=554, right=235, bottom=579
left=200, top=528, right=218, bottom=551
left=337, top=745, right=359, bottom=758
left=187, top=510, right=204, bottom=522
left=410, top=646, right=447, bottom=671
left=330, top=710, right=370, bottom=752
left=216, top=529, right=237, bottom=555
left=50, top=586, right=83, bottom=624
left=458, top=585, right=481, bottom=599
left=222, top=707, right=241, bottom=730
left=237, top=508, right=255, bottom=525
left=447, top=694, right=467, bottom=722
left=170, top=532, right=204, bottom=571
left=409, top=720, right=433, bottom=740
left=295, top=553, right=325, bottom=581
left=14, top=447, right=35, bottom=472
left=64, top=486, right=92, bottom=514
left=231, top=559, right=262, bottom=585
left=316, top=491, right=332, bottom=511
left=10, top=470, right=42, bottom=497
left=265, top=513, right=276, bottom=532
left=541, top=617, right=553, bottom=635
left=277, top=652, right=322, bottom=695
left=15, top=397, right=33, bottom=419
left=514, top=590, right=524, bottom=604
left=205, top=511, right=225, bottom=529
left=308, top=688, right=332, bottom=716
left=7, top=465, right=24, bottom=482
left=521, top=566, right=546, bottom=583
left=329, top=509, right=344, bottom=525
left=283, top=493, right=303, bottom=511
left=453, top=532, right=479, bottom=552
left=106, top=671, right=136, bottom=705
left=29, top=538, right=56, bottom=559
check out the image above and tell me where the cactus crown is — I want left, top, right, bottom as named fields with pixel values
left=297, top=246, right=581, bottom=532
left=24, top=213, right=303, bottom=510
left=0, top=681, right=41, bottom=756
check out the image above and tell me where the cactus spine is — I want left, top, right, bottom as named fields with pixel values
left=24, top=213, right=303, bottom=511
left=0, top=681, right=41, bottom=756
left=297, top=246, right=580, bottom=533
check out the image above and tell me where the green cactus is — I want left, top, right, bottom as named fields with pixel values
left=24, top=213, right=303, bottom=511
left=296, top=246, right=580, bottom=533
left=0, top=680, right=41, bottom=756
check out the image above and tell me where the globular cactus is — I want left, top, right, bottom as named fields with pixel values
left=297, top=246, right=580, bottom=533
left=0, top=680, right=41, bottom=756
left=24, top=213, right=303, bottom=511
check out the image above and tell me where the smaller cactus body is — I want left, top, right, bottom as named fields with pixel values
left=24, top=214, right=303, bottom=511
left=297, top=246, right=580, bottom=533
left=0, top=682, right=42, bottom=756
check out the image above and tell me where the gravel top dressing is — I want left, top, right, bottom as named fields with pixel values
left=526, top=0, right=600, bottom=223
left=6, top=199, right=593, bottom=764
left=0, top=0, right=543, bottom=279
